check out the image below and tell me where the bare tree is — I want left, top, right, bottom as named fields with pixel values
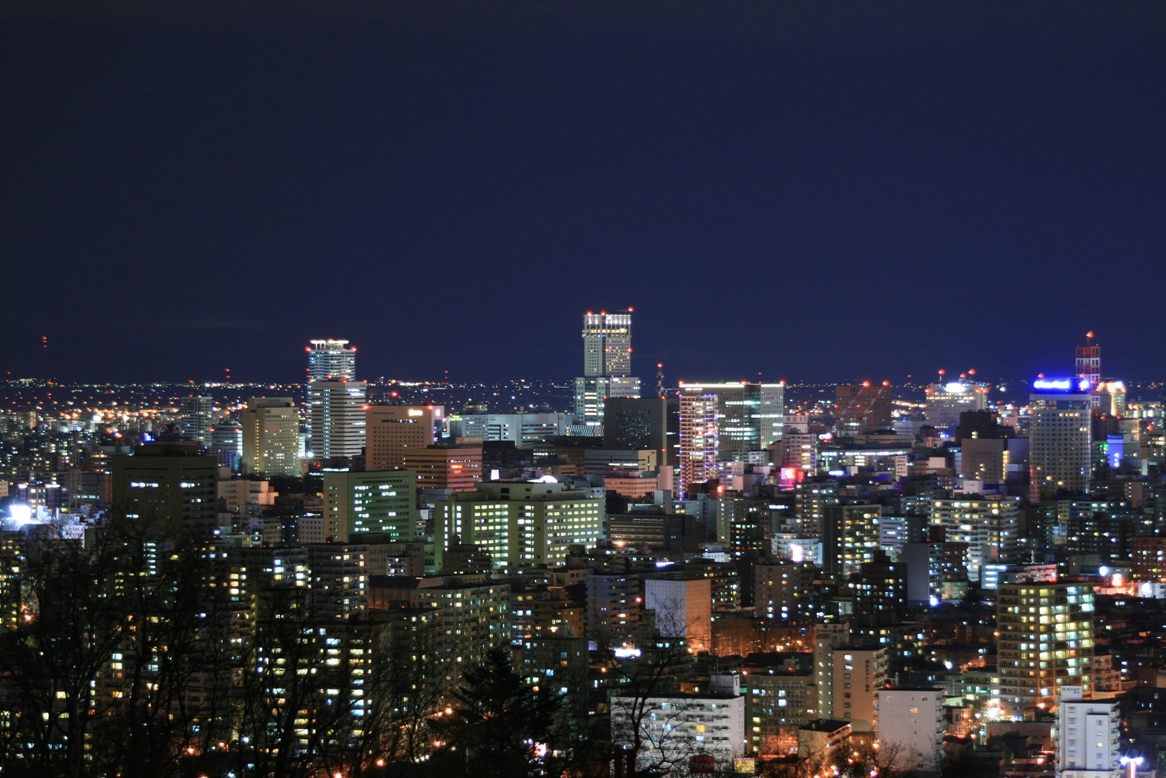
left=0, top=522, right=136, bottom=778
left=603, top=595, right=701, bottom=778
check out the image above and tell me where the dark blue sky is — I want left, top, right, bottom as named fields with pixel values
left=3, top=2, right=1164, bottom=386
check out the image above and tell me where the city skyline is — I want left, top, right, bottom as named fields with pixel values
left=3, top=3, right=1165, bottom=384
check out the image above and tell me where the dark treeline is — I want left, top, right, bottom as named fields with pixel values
left=0, top=515, right=612, bottom=778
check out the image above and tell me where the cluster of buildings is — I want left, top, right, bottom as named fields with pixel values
left=2, top=322, right=1166, bottom=776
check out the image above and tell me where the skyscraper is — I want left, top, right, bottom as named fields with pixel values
left=676, top=382, right=784, bottom=497
left=307, top=339, right=356, bottom=383
left=603, top=396, right=667, bottom=453
left=241, top=397, right=301, bottom=477
left=1029, top=378, right=1092, bottom=501
left=573, top=310, right=640, bottom=433
left=178, top=395, right=214, bottom=447
left=309, top=381, right=368, bottom=461
left=582, top=310, right=632, bottom=377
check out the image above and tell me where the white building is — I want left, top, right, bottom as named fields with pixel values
left=309, top=380, right=367, bottom=460
left=179, top=395, right=214, bottom=447
left=1057, top=686, right=1121, bottom=778
left=307, top=338, right=356, bottom=382
left=574, top=310, right=641, bottom=431
left=611, top=674, right=746, bottom=773
left=876, top=689, right=944, bottom=770
left=451, top=412, right=570, bottom=445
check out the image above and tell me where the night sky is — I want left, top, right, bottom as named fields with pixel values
left=3, top=2, right=1165, bottom=386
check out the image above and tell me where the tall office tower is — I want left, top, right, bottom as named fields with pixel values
left=573, top=310, right=641, bottom=432
left=997, top=576, right=1095, bottom=716
left=322, top=469, right=417, bottom=542
left=307, top=544, right=368, bottom=617
left=308, top=380, right=367, bottom=460
left=924, top=380, right=988, bottom=432
left=179, top=395, right=214, bottom=447
left=930, top=495, right=1020, bottom=582
left=433, top=480, right=604, bottom=573
left=241, top=397, right=300, bottom=477
left=780, top=431, right=817, bottom=475
left=826, top=646, right=888, bottom=732
left=365, top=405, right=437, bottom=471
left=834, top=382, right=892, bottom=435
left=678, top=391, right=720, bottom=493
left=1056, top=686, right=1121, bottom=778
left=1029, top=379, right=1093, bottom=501
left=307, top=338, right=356, bottom=382
left=110, top=441, right=218, bottom=537
left=582, top=309, right=632, bottom=377
left=676, top=382, right=784, bottom=497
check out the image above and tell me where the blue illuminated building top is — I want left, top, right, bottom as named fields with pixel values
left=1032, top=377, right=1090, bottom=393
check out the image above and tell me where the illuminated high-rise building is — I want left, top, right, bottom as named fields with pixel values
left=676, top=382, right=784, bottom=497
left=307, top=339, right=356, bottom=383
left=208, top=416, right=242, bottom=471
left=582, top=310, right=632, bottom=378
left=309, top=381, right=367, bottom=461
left=996, top=576, right=1094, bottom=716
left=179, top=395, right=214, bottom=447
left=573, top=310, right=640, bottom=432
left=241, top=397, right=301, bottom=477
left=1029, top=379, right=1092, bottom=501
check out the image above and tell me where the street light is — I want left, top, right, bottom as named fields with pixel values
left=1120, top=755, right=1144, bottom=778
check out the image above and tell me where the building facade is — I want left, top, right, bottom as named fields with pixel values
left=308, top=380, right=367, bottom=460
left=997, top=580, right=1095, bottom=716
left=1029, top=382, right=1092, bottom=501
left=241, top=397, right=300, bottom=477
left=322, top=469, right=417, bottom=542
